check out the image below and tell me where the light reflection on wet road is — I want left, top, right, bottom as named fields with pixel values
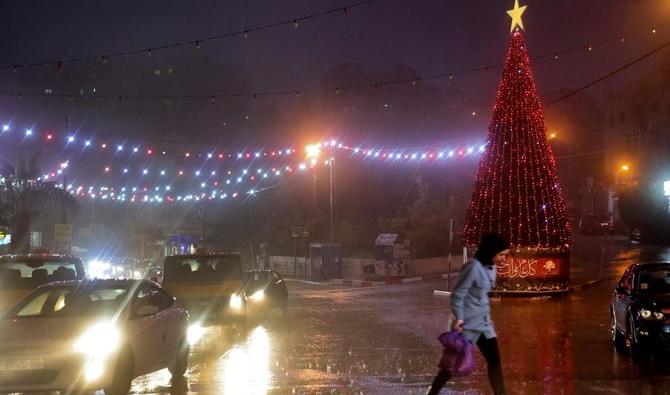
left=128, top=243, right=670, bottom=394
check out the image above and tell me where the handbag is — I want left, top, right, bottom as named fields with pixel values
left=437, top=330, right=476, bottom=376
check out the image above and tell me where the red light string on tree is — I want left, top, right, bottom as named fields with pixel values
left=463, top=28, right=570, bottom=250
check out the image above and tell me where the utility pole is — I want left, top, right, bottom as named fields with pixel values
left=329, top=144, right=334, bottom=242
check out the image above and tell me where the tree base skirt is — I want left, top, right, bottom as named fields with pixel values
left=495, top=248, right=570, bottom=293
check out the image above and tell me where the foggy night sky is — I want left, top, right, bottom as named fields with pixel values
left=0, top=0, right=667, bottom=152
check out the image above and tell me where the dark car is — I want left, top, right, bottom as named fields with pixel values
left=579, top=214, right=615, bottom=236
left=611, top=262, right=670, bottom=355
left=242, top=270, right=288, bottom=315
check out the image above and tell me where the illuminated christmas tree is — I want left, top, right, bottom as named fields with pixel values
left=463, top=1, right=571, bottom=291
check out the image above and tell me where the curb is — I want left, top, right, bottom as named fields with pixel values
left=569, top=276, right=616, bottom=292
left=325, top=273, right=455, bottom=288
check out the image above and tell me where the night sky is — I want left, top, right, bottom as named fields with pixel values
left=0, top=0, right=667, bottom=167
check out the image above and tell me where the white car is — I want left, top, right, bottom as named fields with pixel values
left=0, top=279, right=189, bottom=394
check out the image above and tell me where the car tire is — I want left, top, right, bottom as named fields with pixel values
left=611, top=310, right=626, bottom=353
left=104, top=348, right=134, bottom=395
left=625, top=314, right=641, bottom=356
left=168, top=339, right=189, bottom=379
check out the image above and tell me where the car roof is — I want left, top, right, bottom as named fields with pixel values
left=0, top=254, right=81, bottom=263
left=631, top=262, right=670, bottom=270
left=36, top=278, right=145, bottom=290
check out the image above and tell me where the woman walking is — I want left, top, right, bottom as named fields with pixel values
left=427, top=234, right=509, bottom=395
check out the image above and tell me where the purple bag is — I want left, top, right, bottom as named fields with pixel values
left=438, top=331, right=476, bottom=376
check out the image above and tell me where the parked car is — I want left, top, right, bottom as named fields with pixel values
left=579, top=214, right=615, bottom=235
left=0, top=254, right=85, bottom=314
left=242, top=270, right=289, bottom=315
left=0, top=279, right=189, bottom=394
left=611, top=262, right=670, bottom=355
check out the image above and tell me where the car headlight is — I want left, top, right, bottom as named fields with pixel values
left=188, top=323, right=205, bottom=345
left=230, top=294, right=243, bottom=310
left=73, top=321, right=120, bottom=358
left=654, top=312, right=665, bottom=320
left=250, top=290, right=265, bottom=302
left=639, top=309, right=653, bottom=319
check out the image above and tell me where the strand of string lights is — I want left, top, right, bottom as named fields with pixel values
left=0, top=26, right=663, bottom=103
left=0, top=0, right=385, bottom=72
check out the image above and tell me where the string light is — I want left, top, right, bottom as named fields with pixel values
left=0, top=0, right=383, bottom=72
left=0, top=25, right=663, bottom=104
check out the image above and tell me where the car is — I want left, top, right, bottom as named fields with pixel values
left=0, top=279, right=189, bottom=394
left=0, top=254, right=85, bottom=314
left=242, top=270, right=289, bottom=315
left=579, top=214, right=615, bottom=236
left=611, top=262, right=670, bottom=355
left=161, top=253, right=246, bottom=327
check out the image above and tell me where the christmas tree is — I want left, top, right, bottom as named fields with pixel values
left=463, top=1, right=571, bottom=291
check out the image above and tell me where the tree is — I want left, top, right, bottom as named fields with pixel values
left=463, top=28, right=570, bottom=250
left=380, top=179, right=454, bottom=258
left=0, top=153, right=78, bottom=253
left=462, top=5, right=571, bottom=291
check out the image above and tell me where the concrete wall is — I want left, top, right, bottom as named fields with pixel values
left=270, top=255, right=465, bottom=280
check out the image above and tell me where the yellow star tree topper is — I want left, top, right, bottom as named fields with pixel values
left=507, top=0, right=527, bottom=32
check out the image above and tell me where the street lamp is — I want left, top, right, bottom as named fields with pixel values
left=305, top=142, right=335, bottom=242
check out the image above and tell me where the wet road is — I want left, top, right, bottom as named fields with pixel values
left=129, top=244, right=670, bottom=394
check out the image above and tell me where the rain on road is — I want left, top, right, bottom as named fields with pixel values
left=130, top=244, right=670, bottom=394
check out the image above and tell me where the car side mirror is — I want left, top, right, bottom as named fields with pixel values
left=150, top=276, right=159, bottom=283
left=616, top=286, right=629, bottom=295
left=135, top=304, right=160, bottom=317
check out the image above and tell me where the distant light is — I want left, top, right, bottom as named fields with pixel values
left=237, top=153, right=243, bottom=158
left=243, top=169, right=248, bottom=175
left=160, top=170, right=166, bottom=176
left=178, top=170, right=184, bottom=176
left=104, top=167, right=110, bottom=173
left=354, top=148, right=360, bottom=154
left=237, top=177, right=242, bottom=183
left=166, top=186, right=171, bottom=191
left=133, top=147, right=139, bottom=153
left=255, top=152, right=260, bottom=158
left=142, top=169, right=148, bottom=175
left=620, top=164, right=630, bottom=172
left=24, top=129, right=32, bottom=136
left=59, top=162, right=68, bottom=169
left=479, top=145, right=486, bottom=152
left=195, top=170, right=200, bottom=176
left=147, top=149, right=153, bottom=155
left=211, top=171, right=216, bottom=176
left=123, top=168, right=128, bottom=174
left=226, top=179, right=231, bottom=185
left=411, top=154, right=417, bottom=159
left=299, top=164, right=307, bottom=170
left=185, top=152, right=190, bottom=158
left=2, top=124, right=9, bottom=132
left=421, top=153, right=427, bottom=159
left=200, top=182, right=206, bottom=188
left=305, top=144, right=321, bottom=158
left=46, top=133, right=53, bottom=140
left=117, top=145, right=123, bottom=151
left=101, top=143, right=107, bottom=149
left=448, top=150, right=455, bottom=157
left=396, top=153, right=402, bottom=159
left=207, top=153, right=213, bottom=159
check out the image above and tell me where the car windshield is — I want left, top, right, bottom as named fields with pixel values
left=5, top=283, right=134, bottom=318
left=244, top=272, right=270, bottom=292
left=0, top=258, right=82, bottom=289
left=637, top=269, right=670, bottom=293
left=163, top=255, right=242, bottom=283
